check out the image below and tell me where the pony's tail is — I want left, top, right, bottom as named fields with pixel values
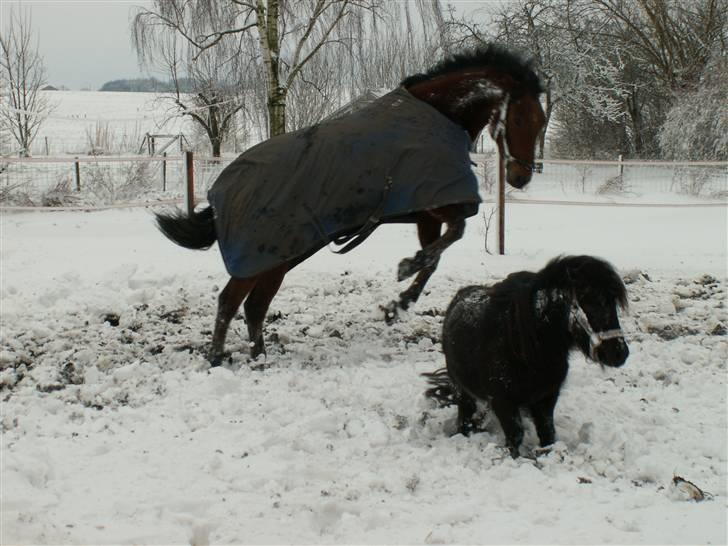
left=155, top=206, right=217, bottom=250
left=422, top=368, right=460, bottom=407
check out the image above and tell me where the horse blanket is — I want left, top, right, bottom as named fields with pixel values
left=208, top=87, right=481, bottom=278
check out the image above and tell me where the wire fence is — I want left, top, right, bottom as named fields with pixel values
left=1, top=153, right=726, bottom=212
left=472, top=155, right=727, bottom=207
left=0, top=155, right=230, bottom=210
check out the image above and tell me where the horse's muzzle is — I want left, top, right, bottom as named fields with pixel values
left=596, top=337, right=629, bottom=367
left=506, top=163, right=533, bottom=189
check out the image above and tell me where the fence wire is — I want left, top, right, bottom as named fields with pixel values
left=472, top=155, right=727, bottom=206
left=1, top=154, right=726, bottom=211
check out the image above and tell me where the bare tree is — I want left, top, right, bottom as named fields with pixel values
left=344, top=1, right=449, bottom=95
left=0, top=8, right=53, bottom=157
left=133, top=0, right=384, bottom=138
left=154, top=30, right=253, bottom=157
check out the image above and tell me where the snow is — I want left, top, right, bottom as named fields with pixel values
left=1, top=199, right=726, bottom=544
left=29, top=91, right=192, bottom=156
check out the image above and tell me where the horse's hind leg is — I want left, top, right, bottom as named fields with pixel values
left=210, top=277, right=256, bottom=367
left=456, top=391, right=478, bottom=436
left=244, top=265, right=286, bottom=360
left=491, top=397, right=524, bottom=458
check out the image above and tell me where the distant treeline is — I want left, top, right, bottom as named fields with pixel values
left=99, top=77, right=195, bottom=93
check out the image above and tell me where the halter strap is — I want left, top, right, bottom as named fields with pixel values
left=489, top=93, right=535, bottom=173
left=568, top=300, right=624, bottom=360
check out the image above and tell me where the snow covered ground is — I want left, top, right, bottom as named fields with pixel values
left=1, top=201, right=726, bottom=544
left=28, top=91, right=191, bottom=156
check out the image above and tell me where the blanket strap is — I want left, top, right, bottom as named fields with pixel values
left=308, top=176, right=394, bottom=255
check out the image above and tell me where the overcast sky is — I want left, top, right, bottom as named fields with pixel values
left=0, top=0, right=497, bottom=91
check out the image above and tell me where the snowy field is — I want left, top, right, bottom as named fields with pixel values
left=25, top=91, right=192, bottom=156
left=1, top=200, right=726, bottom=544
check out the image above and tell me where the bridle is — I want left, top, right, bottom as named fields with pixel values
left=568, top=298, right=625, bottom=360
left=489, top=93, right=536, bottom=173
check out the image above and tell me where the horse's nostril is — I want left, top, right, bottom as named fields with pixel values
left=508, top=175, right=529, bottom=189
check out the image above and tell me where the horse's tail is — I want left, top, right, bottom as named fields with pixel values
left=422, top=368, right=460, bottom=407
left=155, top=206, right=217, bottom=250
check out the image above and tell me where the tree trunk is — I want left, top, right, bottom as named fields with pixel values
left=537, top=88, right=554, bottom=160
left=268, top=87, right=287, bottom=137
left=211, top=137, right=222, bottom=157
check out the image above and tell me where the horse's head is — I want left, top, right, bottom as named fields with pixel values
left=399, top=44, right=546, bottom=190
left=490, top=91, right=545, bottom=189
left=569, top=289, right=629, bottom=367
left=562, top=256, right=629, bottom=367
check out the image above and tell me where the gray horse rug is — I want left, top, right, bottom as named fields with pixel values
left=208, top=87, right=481, bottom=279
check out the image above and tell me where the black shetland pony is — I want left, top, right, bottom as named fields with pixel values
left=155, top=44, right=545, bottom=365
left=425, top=255, right=629, bottom=458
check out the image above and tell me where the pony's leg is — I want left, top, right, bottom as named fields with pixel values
left=529, top=393, right=559, bottom=448
left=491, top=397, right=524, bottom=458
left=243, top=265, right=286, bottom=360
left=397, top=218, right=465, bottom=281
left=456, top=391, right=478, bottom=436
left=210, top=277, right=256, bottom=367
left=382, top=218, right=442, bottom=323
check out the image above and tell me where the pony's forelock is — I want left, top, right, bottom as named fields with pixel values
left=542, top=255, right=628, bottom=310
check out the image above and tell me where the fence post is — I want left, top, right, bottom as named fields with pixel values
left=497, top=150, right=506, bottom=255
left=44, top=137, right=49, bottom=156
left=74, top=158, right=81, bottom=191
left=185, top=150, right=195, bottom=216
left=162, top=152, right=167, bottom=192
left=618, top=154, right=624, bottom=178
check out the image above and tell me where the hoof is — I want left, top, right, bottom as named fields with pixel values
left=208, top=352, right=228, bottom=368
left=381, top=301, right=400, bottom=325
left=249, top=343, right=266, bottom=361
left=397, top=257, right=419, bottom=281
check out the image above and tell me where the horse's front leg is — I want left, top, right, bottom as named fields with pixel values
left=382, top=216, right=456, bottom=324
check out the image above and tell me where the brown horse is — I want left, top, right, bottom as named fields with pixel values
left=155, top=44, right=545, bottom=365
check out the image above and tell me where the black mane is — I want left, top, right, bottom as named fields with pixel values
left=537, top=255, right=628, bottom=309
left=401, top=43, right=544, bottom=96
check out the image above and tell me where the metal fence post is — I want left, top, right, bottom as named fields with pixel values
left=185, top=150, right=195, bottom=216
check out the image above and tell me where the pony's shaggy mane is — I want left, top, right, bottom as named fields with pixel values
left=401, top=43, right=544, bottom=96
left=539, top=255, right=628, bottom=309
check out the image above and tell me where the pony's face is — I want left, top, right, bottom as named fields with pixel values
left=570, top=289, right=629, bottom=367
left=501, top=93, right=545, bottom=189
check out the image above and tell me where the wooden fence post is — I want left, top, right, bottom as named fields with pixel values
left=74, top=158, right=81, bottom=191
left=497, top=151, right=506, bottom=255
left=162, top=152, right=167, bottom=192
left=618, top=154, right=624, bottom=177
left=185, top=150, right=195, bottom=216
